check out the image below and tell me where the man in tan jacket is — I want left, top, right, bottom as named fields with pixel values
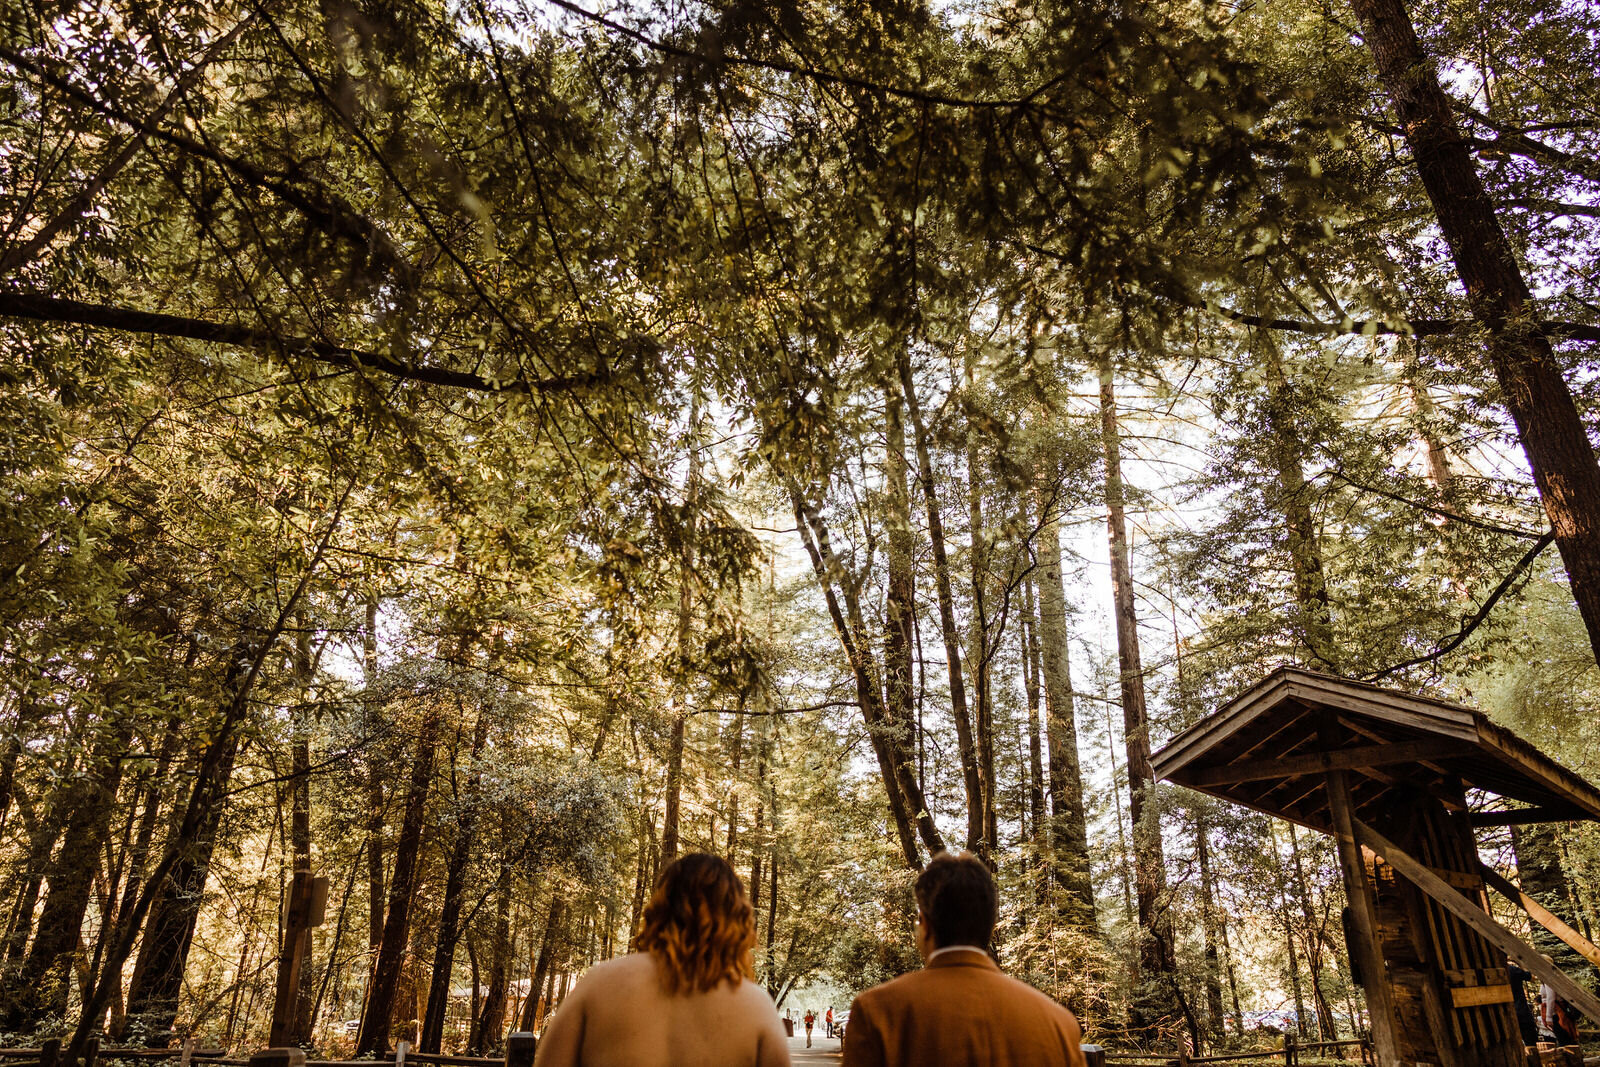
left=841, top=852, right=1087, bottom=1067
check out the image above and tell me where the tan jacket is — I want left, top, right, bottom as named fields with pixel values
left=841, top=949, right=1088, bottom=1067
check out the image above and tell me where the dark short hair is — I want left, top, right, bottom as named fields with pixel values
left=914, top=851, right=997, bottom=949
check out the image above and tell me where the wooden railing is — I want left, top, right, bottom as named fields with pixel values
left=0, top=1037, right=537, bottom=1067
left=1083, top=1035, right=1372, bottom=1067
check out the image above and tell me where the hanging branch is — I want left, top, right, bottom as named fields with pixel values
left=1363, top=529, right=1556, bottom=682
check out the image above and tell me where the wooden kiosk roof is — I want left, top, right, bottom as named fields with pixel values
left=1151, top=667, right=1600, bottom=834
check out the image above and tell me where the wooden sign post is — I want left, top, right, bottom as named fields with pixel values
left=269, top=869, right=329, bottom=1049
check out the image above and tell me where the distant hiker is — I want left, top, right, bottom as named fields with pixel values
left=804, top=1009, right=816, bottom=1047
left=533, top=853, right=790, bottom=1067
left=842, top=851, right=1086, bottom=1067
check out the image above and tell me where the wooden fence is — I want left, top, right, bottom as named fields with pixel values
left=0, top=1037, right=537, bottom=1067
left=1085, top=1036, right=1372, bottom=1067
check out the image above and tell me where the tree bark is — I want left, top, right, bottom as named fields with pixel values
left=789, top=489, right=928, bottom=868
left=662, top=389, right=703, bottom=865
left=420, top=709, right=490, bottom=1052
left=1034, top=485, right=1094, bottom=916
left=519, top=896, right=564, bottom=1031
left=5, top=717, right=130, bottom=1029
left=1195, top=815, right=1226, bottom=1045
left=882, top=387, right=944, bottom=858
left=1262, top=344, right=1338, bottom=671
left=964, top=378, right=998, bottom=864
left=470, top=864, right=513, bottom=1054
left=355, top=704, right=441, bottom=1056
left=121, top=735, right=240, bottom=1042
left=1021, top=579, right=1048, bottom=851
left=1099, top=361, right=1178, bottom=1031
left=1350, top=0, right=1600, bottom=666
left=896, top=349, right=983, bottom=850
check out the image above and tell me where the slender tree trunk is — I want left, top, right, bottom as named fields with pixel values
left=364, top=597, right=386, bottom=960
left=1021, top=579, right=1048, bottom=851
left=1288, top=825, right=1337, bottom=1041
left=1034, top=487, right=1094, bottom=916
left=662, top=389, right=703, bottom=865
left=896, top=350, right=983, bottom=850
left=790, top=490, right=924, bottom=868
left=7, top=718, right=132, bottom=1029
left=355, top=704, right=441, bottom=1056
left=1351, top=0, right=1600, bottom=665
left=883, top=387, right=945, bottom=857
left=122, top=735, right=240, bottom=1042
left=519, top=897, right=564, bottom=1032
left=964, top=385, right=998, bottom=864
left=1262, top=344, right=1338, bottom=671
left=472, top=863, right=513, bottom=1053
left=421, top=709, right=490, bottom=1052
left=290, top=620, right=317, bottom=1041
left=1099, top=361, right=1178, bottom=1030
left=1195, top=815, right=1226, bottom=1046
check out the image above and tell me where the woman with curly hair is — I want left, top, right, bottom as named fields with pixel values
left=532, top=852, right=791, bottom=1067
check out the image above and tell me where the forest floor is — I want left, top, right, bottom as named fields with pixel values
left=786, top=1033, right=843, bottom=1063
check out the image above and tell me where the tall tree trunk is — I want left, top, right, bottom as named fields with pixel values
left=355, top=704, right=441, bottom=1056
left=1262, top=345, right=1339, bottom=672
left=896, top=350, right=983, bottom=850
left=964, top=382, right=998, bottom=864
left=1021, top=579, right=1048, bottom=853
left=363, top=596, right=386, bottom=959
left=122, top=735, right=240, bottom=1043
left=518, top=897, right=564, bottom=1032
left=1288, top=825, right=1338, bottom=1041
left=290, top=618, right=317, bottom=1041
left=1195, top=815, right=1226, bottom=1046
left=1034, top=486, right=1094, bottom=916
left=1512, top=823, right=1591, bottom=977
left=1350, top=0, right=1600, bottom=665
left=420, top=710, right=490, bottom=1052
left=419, top=710, right=486, bottom=1049
left=662, top=388, right=703, bottom=865
left=1099, top=361, right=1178, bottom=1031
left=6, top=717, right=131, bottom=1029
left=883, top=387, right=945, bottom=857
left=790, top=490, right=924, bottom=868
left=470, top=864, right=513, bottom=1054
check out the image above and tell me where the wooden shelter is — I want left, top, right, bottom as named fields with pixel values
left=1152, top=668, right=1600, bottom=1067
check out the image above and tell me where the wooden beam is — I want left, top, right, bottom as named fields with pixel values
left=1189, top=739, right=1477, bottom=787
left=1352, top=817, right=1600, bottom=1029
left=1479, top=863, right=1600, bottom=971
left=1326, top=769, right=1403, bottom=1067
left=1469, top=806, right=1585, bottom=827
left=1450, top=985, right=1512, bottom=1008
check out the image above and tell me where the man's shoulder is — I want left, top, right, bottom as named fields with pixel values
left=855, top=963, right=1078, bottom=1024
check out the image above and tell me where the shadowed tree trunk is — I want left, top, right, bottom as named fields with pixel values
left=122, top=735, right=240, bottom=1043
left=470, top=864, right=513, bottom=1054
left=5, top=718, right=131, bottom=1029
left=420, top=708, right=490, bottom=1052
left=355, top=704, right=441, bottom=1056
left=519, top=897, right=565, bottom=1031
left=1350, top=0, right=1600, bottom=666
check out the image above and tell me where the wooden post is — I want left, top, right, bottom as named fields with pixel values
left=505, top=1032, right=536, bottom=1067
left=1325, top=769, right=1403, bottom=1067
left=395, top=1040, right=408, bottom=1067
left=269, top=869, right=328, bottom=1048
left=41, top=1038, right=60, bottom=1067
left=1285, top=1033, right=1296, bottom=1067
left=178, top=1036, right=194, bottom=1067
left=1081, top=1046, right=1107, bottom=1067
left=81, top=1037, right=99, bottom=1067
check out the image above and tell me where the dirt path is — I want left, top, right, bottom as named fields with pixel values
left=786, top=1033, right=843, bottom=1064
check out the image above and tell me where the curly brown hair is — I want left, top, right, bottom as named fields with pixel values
left=635, top=852, right=756, bottom=995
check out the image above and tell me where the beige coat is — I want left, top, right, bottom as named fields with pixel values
left=841, top=949, right=1088, bottom=1067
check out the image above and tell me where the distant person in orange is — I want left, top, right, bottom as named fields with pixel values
left=842, top=851, right=1087, bottom=1067
left=826, top=1006, right=835, bottom=1038
left=803, top=1009, right=816, bottom=1046
left=533, top=853, right=790, bottom=1067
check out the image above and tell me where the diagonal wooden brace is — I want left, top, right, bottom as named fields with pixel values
left=1352, top=817, right=1600, bottom=1028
